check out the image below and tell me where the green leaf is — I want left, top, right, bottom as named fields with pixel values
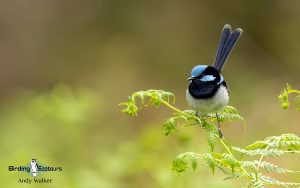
left=119, top=101, right=138, bottom=116
left=258, top=174, right=300, bottom=187
left=120, top=90, right=175, bottom=116
left=245, top=160, right=300, bottom=174
left=218, top=106, right=245, bottom=123
left=259, top=161, right=300, bottom=173
left=171, top=152, right=221, bottom=174
left=162, top=117, right=177, bottom=136
left=265, top=134, right=300, bottom=150
left=171, top=152, right=201, bottom=173
left=243, top=134, right=300, bottom=153
left=278, top=84, right=300, bottom=111
left=278, top=83, right=291, bottom=110
left=172, top=157, right=189, bottom=173
left=245, top=141, right=269, bottom=150
left=213, top=153, right=240, bottom=169
left=251, top=179, right=265, bottom=188
left=232, top=147, right=285, bottom=157
left=203, top=121, right=219, bottom=151
left=205, top=153, right=217, bottom=174
left=162, top=111, right=203, bottom=136
left=201, top=106, right=245, bottom=124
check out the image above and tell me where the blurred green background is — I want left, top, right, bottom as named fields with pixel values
left=0, top=0, right=300, bottom=187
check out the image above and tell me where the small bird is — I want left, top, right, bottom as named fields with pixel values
left=186, top=24, right=242, bottom=120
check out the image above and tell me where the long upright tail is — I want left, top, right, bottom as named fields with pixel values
left=213, top=24, right=243, bottom=73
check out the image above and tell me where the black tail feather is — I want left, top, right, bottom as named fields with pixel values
left=213, top=25, right=242, bottom=73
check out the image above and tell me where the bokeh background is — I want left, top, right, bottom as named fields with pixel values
left=0, top=0, right=300, bottom=187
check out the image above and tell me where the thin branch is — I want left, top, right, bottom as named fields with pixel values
left=256, top=145, right=270, bottom=172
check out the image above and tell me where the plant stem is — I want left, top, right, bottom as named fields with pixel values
left=256, top=145, right=270, bottom=172
left=161, top=100, right=188, bottom=115
left=290, top=90, right=300, bottom=95
left=219, top=138, right=251, bottom=178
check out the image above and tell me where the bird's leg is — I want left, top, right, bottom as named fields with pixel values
left=216, top=113, right=223, bottom=138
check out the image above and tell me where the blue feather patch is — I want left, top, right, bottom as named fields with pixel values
left=200, top=75, right=216, bottom=82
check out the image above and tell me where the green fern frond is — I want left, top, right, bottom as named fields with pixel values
left=162, top=117, right=178, bottom=136
left=120, top=90, right=175, bottom=116
left=245, top=141, right=269, bottom=150
left=217, top=106, right=245, bottom=123
left=205, top=153, right=217, bottom=174
left=201, top=106, right=245, bottom=124
left=212, top=153, right=241, bottom=171
left=243, top=134, right=300, bottom=152
left=119, top=98, right=139, bottom=116
left=172, top=152, right=218, bottom=174
left=162, top=111, right=204, bottom=136
left=258, top=174, right=300, bottom=187
left=248, top=173, right=266, bottom=188
left=248, top=173, right=299, bottom=188
left=252, top=181, right=265, bottom=188
left=203, top=121, right=219, bottom=151
left=241, top=161, right=257, bottom=171
left=243, top=161, right=300, bottom=174
left=171, top=152, right=202, bottom=173
left=176, top=110, right=204, bottom=127
left=258, top=161, right=300, bottom=174
left=232, top=147, right=285, bottom=157
left=172, top=152, right=244, bottom=176
left=172, top=156, right=189, bottom=173
left=265, top=134, right=300, bottom=150
left=279, top=83, right=300, bottom=110
left=279, top=83, right=292, bottom=110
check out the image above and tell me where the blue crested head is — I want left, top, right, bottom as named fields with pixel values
left=191, top=65, right=207, bottom=77
left=189, top=65, right=224, bottom=84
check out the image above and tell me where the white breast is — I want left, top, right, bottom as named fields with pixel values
left=186, top=85, right=229, bottom=113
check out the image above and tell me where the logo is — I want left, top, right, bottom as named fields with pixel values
left=30, top=159, right=38, bottom=177
left=8, top=159, right=63, bottom=184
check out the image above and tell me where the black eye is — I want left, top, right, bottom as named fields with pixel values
left=202, top=66, right=221, bottom=82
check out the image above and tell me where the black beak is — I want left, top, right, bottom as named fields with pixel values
left=187, top=76, right=195, bottom=81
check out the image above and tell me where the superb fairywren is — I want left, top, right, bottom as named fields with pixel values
left=186, top=24, right=242, bottom=114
